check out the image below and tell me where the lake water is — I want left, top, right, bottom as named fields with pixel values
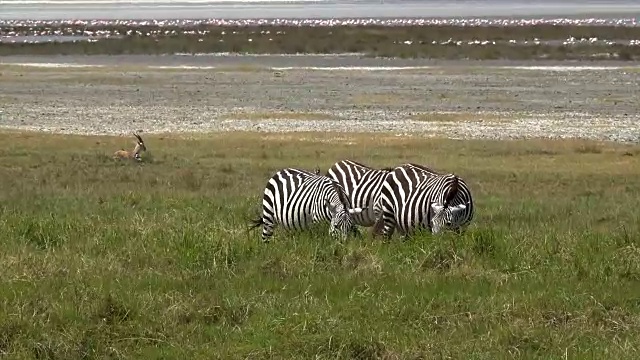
left=2, top=0, right=640, bottom=21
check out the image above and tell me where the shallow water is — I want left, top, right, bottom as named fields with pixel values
left=3, top=0, right=640, bottom=20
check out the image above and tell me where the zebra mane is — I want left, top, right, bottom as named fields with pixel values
left=344, top=159, right=371, bottom=169
left=403, top=163, right=440, bottom=174
left=343, top=160, right=393, bottom=172
left=443, top=175, right=459, bottom=207
left=330, top=180, right=351, bottom=208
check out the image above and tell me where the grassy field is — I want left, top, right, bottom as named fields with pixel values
left=3, top=24, right=640, bottom=60
left=1, top=130, right=640, bottom=359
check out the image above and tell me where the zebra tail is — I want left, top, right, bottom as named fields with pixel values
left=443, top=175, right=460, bottom=207
left=248, top=216, right=264, bottom=231
left=371, top=214, right=385, bottom=238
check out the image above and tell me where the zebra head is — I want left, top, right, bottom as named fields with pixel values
left=429, top=174, right=469, bottom=234
left=324, top=199, right=364, bottom=240
left=430, top=202, right=468, bottom=234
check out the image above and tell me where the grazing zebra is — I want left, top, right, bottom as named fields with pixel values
left=373, top=164, right=474, bottom=238
left=326, top=160, right=395, bottom=227
left=250, top=168, right=365, bottom=242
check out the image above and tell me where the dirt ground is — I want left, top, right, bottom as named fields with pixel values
left=1, top=55, right=638, bottom=142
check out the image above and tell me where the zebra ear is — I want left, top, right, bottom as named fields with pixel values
left=430, top=203, right=445, bottom=213
left=348, top=207, right=364, bottom=214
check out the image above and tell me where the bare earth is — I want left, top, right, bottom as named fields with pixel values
left=1, top=55, right=639, bottom=143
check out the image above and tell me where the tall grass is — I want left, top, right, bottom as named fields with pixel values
left=1, top=131, right=639, bottom=359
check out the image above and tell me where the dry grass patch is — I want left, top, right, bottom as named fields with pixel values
left=596, top=95, right=632, bottom=105
left=0, top=64, right=147, bottom=73
left=350, top=93, right=409, bottom=106
left=0, top=63, right=220, bottom=76
left=0, top=95, right=17, bottom=104
left=619, top=66, right=640, bottom=73
left=483, top=94, right=525, bottom=104
left=0, top=65, right=200, bottom=85
left=219, top=111, right=335, bottom=121
left=0, top=63, right=272, bottom=74
left=410, top=112, right=514, bottom=123
left=212, top=64, right=272, bottom=73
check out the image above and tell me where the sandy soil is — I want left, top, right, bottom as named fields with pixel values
left=1, top=55, right=638, bottom=143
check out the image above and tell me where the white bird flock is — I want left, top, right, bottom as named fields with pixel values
left=0, top=16, right=638, bottom=28
left=1, top=17, right=639, bottom=45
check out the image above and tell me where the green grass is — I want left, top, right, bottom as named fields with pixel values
left=3, top=24, right=640, bottom=60
left=1, top=131, right=640, bottom=359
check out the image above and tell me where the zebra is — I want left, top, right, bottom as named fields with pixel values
left=249, top=168, right=365, bottom=242
left=326, top=160, right=396, bottom=227
left=373, top=164, right=474, bottom=238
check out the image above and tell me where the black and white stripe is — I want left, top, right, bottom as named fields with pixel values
left=250, top=168, right=364, bottom=242
left=326, top=160, right=394, bottom=227
left=373, top=163, right=474, bottom=237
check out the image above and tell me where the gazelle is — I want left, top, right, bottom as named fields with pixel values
left=113, top=132, right=147, bottom=161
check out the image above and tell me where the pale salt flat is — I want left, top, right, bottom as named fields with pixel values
left=502, top=65, right=628, bottom=71
left=268, top=66, right=437, bottom=71
left=149, top=65, right=218, bottom=69
left=3, top=62, right=639, bottom=72
left=4, top=0, right=324, bottom=3
left=2, top=59, right=639, bottom=143
left=3, top=62, right=106, bottom=68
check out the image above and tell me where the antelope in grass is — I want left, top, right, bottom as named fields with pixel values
left=113, top=132, right=147, bottom=162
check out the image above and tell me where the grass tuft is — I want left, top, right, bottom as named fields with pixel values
left=575, top=143, right=604, bottom=154
left=97, top=294, right=133, bottom=325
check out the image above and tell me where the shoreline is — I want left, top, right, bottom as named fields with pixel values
left=3, top=54, right=640, bottom=68
left=4, top=24, right=640, bottom=60
left=4, top=3, right=640, bottom=21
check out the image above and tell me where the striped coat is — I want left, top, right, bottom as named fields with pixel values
left=250, top=168, right=364, bottom=242
left=373, top=164, right=474, bottom=237
left=326, top=160, right=394, bottom=227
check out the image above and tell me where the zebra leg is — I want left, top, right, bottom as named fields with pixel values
left=370, top=213, right=385, bottom=238
left=261, top=215, right=276, bottom=243
left=379, top=211, right=396, bottom=241
left=371, top=209, right=395, bottom=240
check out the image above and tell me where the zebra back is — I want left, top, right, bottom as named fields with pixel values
left=327, top=159, right=393, bottom=226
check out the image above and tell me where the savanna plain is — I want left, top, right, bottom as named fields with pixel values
left=1, top=131, right=640, bottom=359
left=2, top=49, right=640, bottom=359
